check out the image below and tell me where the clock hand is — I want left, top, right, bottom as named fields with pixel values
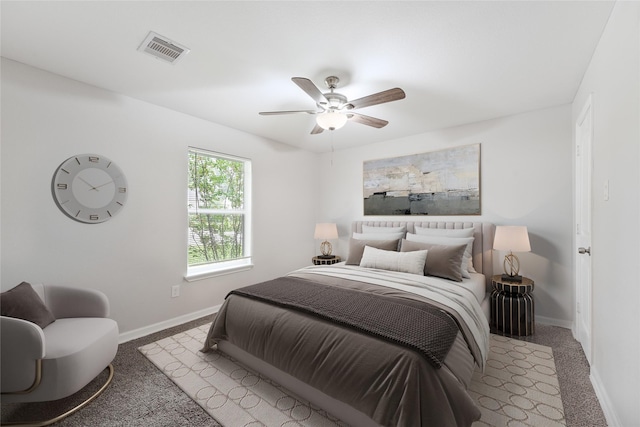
left=77, top=176, right=98, bottom=191
left=94, top=175, right=122, bottom=190
left=94, top=178, right=116, bottom=190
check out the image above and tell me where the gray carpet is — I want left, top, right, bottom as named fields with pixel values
left=521, top=325, right=608, bottom=427
left=1, top=317, right=219, bottom=427
left=1, top=317, right=607, bottom=427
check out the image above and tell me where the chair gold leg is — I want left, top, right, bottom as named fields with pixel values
left=2, top=364, right=114, bottom=427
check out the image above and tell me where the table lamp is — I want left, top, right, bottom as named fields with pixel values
left=493, top=225, right=531, bottom=282
left=314, top=223, right=338, bottom=258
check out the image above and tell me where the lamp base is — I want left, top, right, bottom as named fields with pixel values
left=319, top=240, right=333, bottom=258
left=501, top=274, right=523, bottom=283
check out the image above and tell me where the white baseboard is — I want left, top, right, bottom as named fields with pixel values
left=590, top=366, right=621, bottom=427
left=118, top=304, right=221, bottom=344
left=535, top=315, right=573, bottom=329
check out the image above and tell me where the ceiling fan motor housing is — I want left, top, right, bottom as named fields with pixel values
left=320, top=93, right=347, bottom=110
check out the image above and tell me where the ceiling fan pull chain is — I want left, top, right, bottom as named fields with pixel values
left=330, top=133, right=334, bottom=168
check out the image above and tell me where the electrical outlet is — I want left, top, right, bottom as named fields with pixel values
left=603, top=179, right=609, bottom=201
left=171, top=285, right=180, bottom=298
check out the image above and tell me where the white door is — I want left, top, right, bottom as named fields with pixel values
left=575, top=95, right=593, bottom=364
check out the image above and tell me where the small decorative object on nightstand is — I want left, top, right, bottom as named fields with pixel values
left=314, top=223, right=339, bottom=258
left=312, top=256, right=341, bottom=265
left=493, top=225, right=531, bottom=283
left=491, top=274, right=535, bottom=336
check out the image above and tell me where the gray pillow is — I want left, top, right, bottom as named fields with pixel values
left=400, top=239, right=467, bottom=282
left=405, top=233, right=474, bottom=279
left=345, top=239, right=400, bottom=265
left=1, top=282, right=56, bottom=328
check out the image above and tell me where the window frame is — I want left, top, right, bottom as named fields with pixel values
left=185, top=147, right=252, bottom=282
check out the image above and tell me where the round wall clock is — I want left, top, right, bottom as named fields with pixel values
left=51, top=154, right=128, bottom=223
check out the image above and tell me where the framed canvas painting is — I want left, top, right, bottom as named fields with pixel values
left=363, top=143, right=480, bottom=215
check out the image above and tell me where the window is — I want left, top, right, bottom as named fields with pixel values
left=186, top=148, right=252, bottom=280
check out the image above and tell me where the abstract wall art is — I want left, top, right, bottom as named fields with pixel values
left=363, top=144, right=480, bottom=216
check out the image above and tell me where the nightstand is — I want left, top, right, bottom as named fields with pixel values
left=491, top=275, right=535, bottom=336
left=312, top=256, right=341, bottom=265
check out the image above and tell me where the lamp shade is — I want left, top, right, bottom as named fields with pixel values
left=493, top=226, right=531, bottom=252
left=316, top=111, right=348, bottom=131
left=314, top=223, right=339, bottom=240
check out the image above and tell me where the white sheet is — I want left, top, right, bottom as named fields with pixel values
left=465, top=272, right=487, bottom=305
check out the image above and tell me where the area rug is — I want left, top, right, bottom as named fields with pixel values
left=469, top=335, right=565, bottom=427
left=139, top=324, right=565, bottom=427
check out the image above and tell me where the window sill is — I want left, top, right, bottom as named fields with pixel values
left=184, top=263, right=253, bottom=282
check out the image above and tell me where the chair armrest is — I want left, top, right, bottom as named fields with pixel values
left=1, top=316, right=45, bottom=392
left=42, top=285, right=110, bottom=319
left=0, top=316, right=45, bottom=358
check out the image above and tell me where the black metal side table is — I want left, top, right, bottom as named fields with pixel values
left=312, top=256, right=341, bottom=265
left=491, top=275, right=535, bottom=336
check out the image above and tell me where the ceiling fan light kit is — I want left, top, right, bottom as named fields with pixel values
left=259, top=75, right=405, bottom=134
left=316, top=110, right=348, bottom=130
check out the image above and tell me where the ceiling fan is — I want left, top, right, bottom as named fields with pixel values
left=259, top=76, right=406, bottom=134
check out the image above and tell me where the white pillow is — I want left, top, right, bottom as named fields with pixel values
left=413, top=226, right=476, bottom=272
left=352, top=232, right=405, bottom=241
left=360, top=246, right=428, bottom=276
left=405, top=233, right=474, bottom=278
left=361, top=225, right=407, bottom=234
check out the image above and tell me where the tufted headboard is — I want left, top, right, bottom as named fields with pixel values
left=352, top=221, right=495, bottom=290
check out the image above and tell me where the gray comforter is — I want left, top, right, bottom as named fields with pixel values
left=203, top=265, right=489, bottom=427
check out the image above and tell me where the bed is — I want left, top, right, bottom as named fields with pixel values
left=203, top=221, right=494, bottom=427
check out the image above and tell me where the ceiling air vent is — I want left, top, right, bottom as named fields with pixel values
left=138, top=31, right=190, bottom=64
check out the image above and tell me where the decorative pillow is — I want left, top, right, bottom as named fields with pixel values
left=0, top=282, right=56, bottom=328
left=405, top=233, right=474, bottom=278
left=413, top=226, right=476, bottom=272
left=360, top=246, right=428, bottom=276
left=361, top=225, right=407, bottom=234
left=345, top=239, right=400, bottom=265
left=400, top=240, right=467, bottom=282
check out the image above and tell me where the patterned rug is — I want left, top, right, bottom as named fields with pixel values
left=139, top=324, right=565, bottom=427
left=470, top=335, right=565, bottom=427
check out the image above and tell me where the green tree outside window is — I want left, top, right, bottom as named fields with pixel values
left=188, top=149, right=249, bottom=267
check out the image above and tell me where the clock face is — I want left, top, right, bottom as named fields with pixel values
left=52, top=154, right=128, bottom=223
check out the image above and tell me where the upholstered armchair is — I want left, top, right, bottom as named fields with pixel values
left=1, top=283, right=119, bottom=425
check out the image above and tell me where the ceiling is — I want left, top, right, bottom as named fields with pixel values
left=1, top=1, right=614, bottom=153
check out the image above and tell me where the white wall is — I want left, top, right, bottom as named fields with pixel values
left=571, top=2, right=640, bottom=425
left=318, top=105, right=574, bottom=326
left=0, top=59, right=320, bottom=335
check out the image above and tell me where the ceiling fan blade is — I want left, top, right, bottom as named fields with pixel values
left=259, top=110, right=317, bottom=115
left=310, top=123, right=325, bottom=134
left=346, top=88, right=406, bottom=110
left=347, top=113, right=389, bottom=128
left=292, top=77, right=329, bottom=106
